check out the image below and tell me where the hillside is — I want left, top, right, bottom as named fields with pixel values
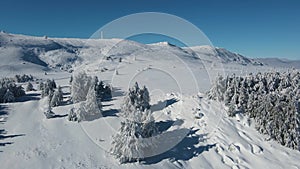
left=0, top=32, right=299, bottom=169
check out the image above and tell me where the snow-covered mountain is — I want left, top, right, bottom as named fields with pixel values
left=1, top=32, right=300, bottom=169
left=0, top=32, right=268, bottom=73
left=256, top=57, right=300, bottom=69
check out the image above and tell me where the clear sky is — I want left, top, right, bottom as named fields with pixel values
left=0, top=0, right=299, bottom=60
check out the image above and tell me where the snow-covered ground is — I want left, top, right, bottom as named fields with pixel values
left=0, top=32, right=299, bottom=169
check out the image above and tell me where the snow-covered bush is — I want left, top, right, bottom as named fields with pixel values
left=111, top=83, right=157, bottom=163
left=208, top=71, right=300, bottom=150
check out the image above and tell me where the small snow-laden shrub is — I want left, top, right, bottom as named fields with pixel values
left=207, top=70, right=300, bottom=151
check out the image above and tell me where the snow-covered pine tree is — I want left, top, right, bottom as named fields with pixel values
left=68, top=81, right=103, bottom=122
left=111, top=119, right=143, bottom=163
left=57, top=86, right=63, bottom=102
left=84, top=85, right=102, bottom=117
left=120, top=82, right=150, bottom=117
left=140, top=86, right=150, bottom=110
left=68, top=107, right=78, bottom=121
left=44, top=97, right=55, bottom=119
left=74, top=102, right=86, bottom=122
left=41, top=83, right=50, bottom=97
left=26, top=82, right=34, bottom=91
left=51, top=79, right=57, bottom=89
left=50, top=87, right=63, bottom=107
left=224, top=85, right=234, bottom=106
left=208, top=71, right=300, bottom=151
left=238, top=79, right=249, bottom=112
left=227, top=103, right=237, bottom=117
left=111, top=83, right=158, bottom=163
left=295, top=100, right=300, bottom=150
left=140, top=109, right=158, bottom=138
left=110, top=108, right=157, bottom=163
left=69, top=75, right=73, bottom=85
left=3, top=89, right=15, bottom=103
left=207, top=75, right=227, bottom=101
left=39, top=82, right=44, bottom=91
left=71, top=72, right=92, bottom=103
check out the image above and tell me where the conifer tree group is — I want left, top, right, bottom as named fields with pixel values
left=0, top=78, right=25, bottom=103
left=208, top=71, right=300, bottom=150
left=68, top=72, right=111, bottom=122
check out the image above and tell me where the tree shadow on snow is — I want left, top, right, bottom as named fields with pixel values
left=102, top=109, right=119, bottom=117
left=141, top=129, right=215, bottom=165
left=112, top=88, right=125, bottom=98
left=83, top=109, right=119, bottom=121
left=51, top=114, right=68, bottom=118
left=0, top=130, right=25, bottom=140
left=16, top=93, right=40, bottom=102
left=156, top=119, right=184, bottom=133
left=102, top=103, right=114, bottom=107
left=151, top=98, right=179, bottom=112
left=0, top=129, right=25, bottom=151
left=0, top=105, right=25, bottom=152
left=0, top=105, right=8, bottom=117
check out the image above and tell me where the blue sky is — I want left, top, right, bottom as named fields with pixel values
left=0, top=0, right=299, bottom=60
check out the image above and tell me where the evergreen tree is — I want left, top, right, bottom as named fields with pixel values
left=3, top=89, right=15, bottom=103
left=68, top=84, right=103, bottom=122
left=207, top=71, right=300, bottom=150
left=50, top=87, right=63, bottom=107
left=71, top=72, right=92, bottom=103
left=39, top=82, right=44, bottom=91
left=111, top=83, right=158, bottom=163
left=84, top=85, right=102, bottom=116
left=26, top=82, right=34, bottom=91
left=44, top=97, right=55, bottom=119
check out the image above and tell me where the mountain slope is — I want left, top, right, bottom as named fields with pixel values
left=0, top=32, right=300, bottom=169
left=0, top=32, right=267, bottom=73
